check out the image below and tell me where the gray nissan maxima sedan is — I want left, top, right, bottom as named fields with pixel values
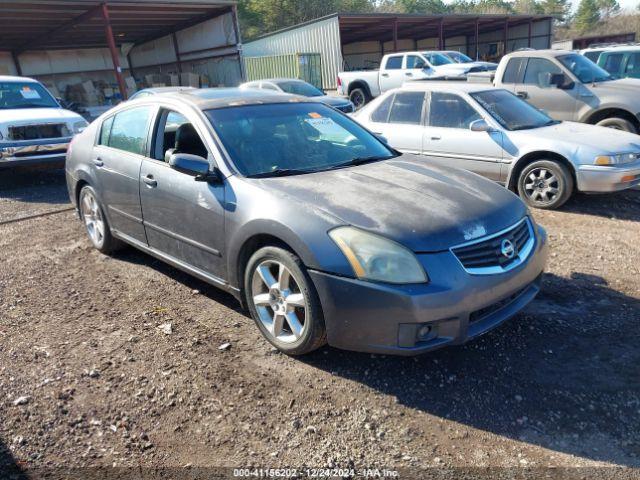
left=65, top=88, right=548, bottom=356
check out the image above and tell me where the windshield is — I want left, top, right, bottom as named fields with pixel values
left=206, top=103, right=396, bottom=177
left=447, top=52, right=473, bottom=64
left=557, top=53, right=612, bottom=83
left=423, top=53, right=454, bottom=66
left=471, top=89, right=557, bottom=131
left=0, top=82, right=59, bottom=109
left=275, top=81, right=324, bottom=97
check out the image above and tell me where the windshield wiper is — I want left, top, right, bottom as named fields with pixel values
left=247, top=168, right=314, bottom=178
left=318, top=154, right=398, bottom=172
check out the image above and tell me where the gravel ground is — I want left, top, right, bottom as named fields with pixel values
left=1, top=169, right=639, bottom=478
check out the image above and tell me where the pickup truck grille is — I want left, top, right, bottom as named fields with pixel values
left=8, top=124, right=66, bottom=141
left=451, top=218, right=534, bottom=274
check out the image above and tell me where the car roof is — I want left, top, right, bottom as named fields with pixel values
left=150, top=87, right=313, bottom=110
left=258, top=78, right=308, bottom=84
left=139, top=86, right=196, bottom=94
left=401, top=81, right=498, bottom=94
left=0, top=75, right=39, bottom=83
left=504, top=49, right=571, bottom=58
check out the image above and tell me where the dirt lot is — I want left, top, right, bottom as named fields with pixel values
left=1, top=169, right=640, bottom=477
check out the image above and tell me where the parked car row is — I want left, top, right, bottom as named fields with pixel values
left=580, top=44, right=640, bottom=80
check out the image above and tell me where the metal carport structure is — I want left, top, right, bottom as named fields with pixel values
left=0, top=0, right=242, bottom=99
left=243, top=13, right=554, bottom=90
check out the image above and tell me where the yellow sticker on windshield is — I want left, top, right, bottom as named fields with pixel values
left=308, top=112, right=323, bottom=119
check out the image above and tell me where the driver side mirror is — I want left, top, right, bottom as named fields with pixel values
left=469, top=119, right=494, bottom=133
left=169, top=153, right=222, bottom=183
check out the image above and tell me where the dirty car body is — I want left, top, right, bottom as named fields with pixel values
left=66, top=88, right=548, bottom=355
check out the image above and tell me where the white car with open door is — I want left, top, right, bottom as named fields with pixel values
left=353, top=82, right=640, bottom=209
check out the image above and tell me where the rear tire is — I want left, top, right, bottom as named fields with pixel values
left=595, top=117, right=637, bottom=133
left=517, top=160, right=574, bottom=210
left=79, top=185, right=123, bottom=254
left=349, top=87, right=370, bottom=110
left=244, top=246, right=326, bottom=355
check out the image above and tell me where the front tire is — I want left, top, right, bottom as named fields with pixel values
left=517, top=160, right=574, bottom=210
left=79, top=185, right=122, bottom=254
left=244, top=246, right=326, bottom=355
left=595, top=117, right=637, bottom=133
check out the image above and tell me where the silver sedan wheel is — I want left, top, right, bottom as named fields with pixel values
left=251, top=260, right=307, bottom=344
left=80, top=190, right=105, bottom=248
left=524, top=167, right=559, bottom=204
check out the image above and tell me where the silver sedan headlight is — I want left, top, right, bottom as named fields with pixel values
left=329, top=226, right=428, bottom=284
left=594, top=153, right=640, bottom=166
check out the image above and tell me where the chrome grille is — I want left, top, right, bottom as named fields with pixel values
left=451, top=218, right=535, bottom=275
left=8, top=123, right=66, bottom=141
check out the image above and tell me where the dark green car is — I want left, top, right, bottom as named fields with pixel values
left=598, top=49, right=640, bottom=79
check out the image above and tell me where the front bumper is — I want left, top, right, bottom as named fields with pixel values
left=0, top=138, right=71, bottom=168
left=309, top=225, right=548, bottom=356
left=577, top=161, right=640, bottom=192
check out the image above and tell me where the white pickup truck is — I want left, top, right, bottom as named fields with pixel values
left=0, top=76, right=88, bottom=168
left=337, top=51, right=492, bottom=109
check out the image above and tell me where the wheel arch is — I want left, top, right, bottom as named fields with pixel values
left=583, top=107, right=640, bottom=132
left=507, top=151, right=577, bottom=192
left=347, top=80, right=372, bottom=99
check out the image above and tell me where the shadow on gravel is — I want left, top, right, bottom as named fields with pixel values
left=0, top=439, right=26, bottom=479
left=301, top=272, right=640, bottom=467
left=562, top=189, right=640, bottom=222
left=0, top=167, right=69, bottom=205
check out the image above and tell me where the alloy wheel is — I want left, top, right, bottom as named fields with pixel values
left=350, top=90, right=365, bottom=110
left=251, top=260, right=307, bottom=344
left=524, top=167, right=560, bottom=204
left=81, top=190, right=105, bottom=247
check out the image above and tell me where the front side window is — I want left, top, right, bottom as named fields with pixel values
left=429, top=92, right=482, bottom=129
left=602, top=53, right=623, bottom=74
left=447, top=51, right=473, bottom=64
left=206, top=103, right=396, bottom=177
left=625, top=52, right=640, bottom=75
left=388, top=92, right=425, bottom=125
left=370, top=94, right=394, bottom=123
left=154, top=110, right=208, bottom=161
left=108, top=106, right=153, bottom=156
left=275, top=81, right=323, bottom=97
left=557, top=53, right=612, bottom=83
left=471, top=89, right=556, bottom=131
left=523, top=58, right=563, bottom=85
left=385, top=56, right=403, bottom=70
left=406, top=55, right=426, bottom=69
left=0, top=81, right=59, bottom=110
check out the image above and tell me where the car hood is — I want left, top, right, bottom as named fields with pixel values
left=587, top=78, right=640, bottom=96
left=0, top=107, right=83, bottom=125
left=513, top=121, right=640, bottom=153
left=258, top=155, right=527, bottom=252
left=310, top=95, right=352, bottom=107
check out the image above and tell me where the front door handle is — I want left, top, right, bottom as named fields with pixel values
left=430, top=135, right=442, bottom=141
left=381, top=73, right=389, bottom=77
left=143, top=175, right=157, bottom=188
left=405, top=72, right=413, bottom=76
left=92, top=158, right=104, bottom=167
left=516, top=91, right=528, bottom=99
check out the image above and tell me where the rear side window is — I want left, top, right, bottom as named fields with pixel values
left=502, top=58, right=525, bottom=83
left=602, top=53, right=623, bottom=74
left=388, top=92, right=425, bottom=125
left=371, top=94, right=394, bottom=123
left=108, top=106, right=153, bottom=156
left=523, top=58, right=563, bottom=85
left=385, top=56, right=403, bottom=70
left=99, top=116, right=114, bottom=145
left=429, top=92, right=482, bottom=129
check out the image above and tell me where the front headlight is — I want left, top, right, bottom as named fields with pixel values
left=594, top=153, right=639, bottom=166
left=329, top=226, right=428, bottom=284
left=73, top=120, right=89, bottom=134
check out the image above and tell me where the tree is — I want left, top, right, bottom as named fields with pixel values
left=513, top=0, right=543, bottom=14
left=596, top=0, right=621, bottom=19
left=392, top=0, right=450, bottom=13
left=574, top=0, right=601, bottom=32
left=540, top=0, right=571, bottom=21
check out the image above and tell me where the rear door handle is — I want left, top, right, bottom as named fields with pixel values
left=430, top=136, right=442, bottom=140
left=381, top=73, right=389, bottom=77
left=143, top=175, right=157, bottom=188
left=405, top=72, right=413, bottom=76
left=92, top=157, right=104, bottom=167
left=516, top=91, right=528, bottom=99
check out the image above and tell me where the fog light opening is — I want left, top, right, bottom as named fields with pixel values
left=418, top=325, right=433, bottom=341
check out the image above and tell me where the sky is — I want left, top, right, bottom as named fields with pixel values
left=570, top=0, right=638, bottom=10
